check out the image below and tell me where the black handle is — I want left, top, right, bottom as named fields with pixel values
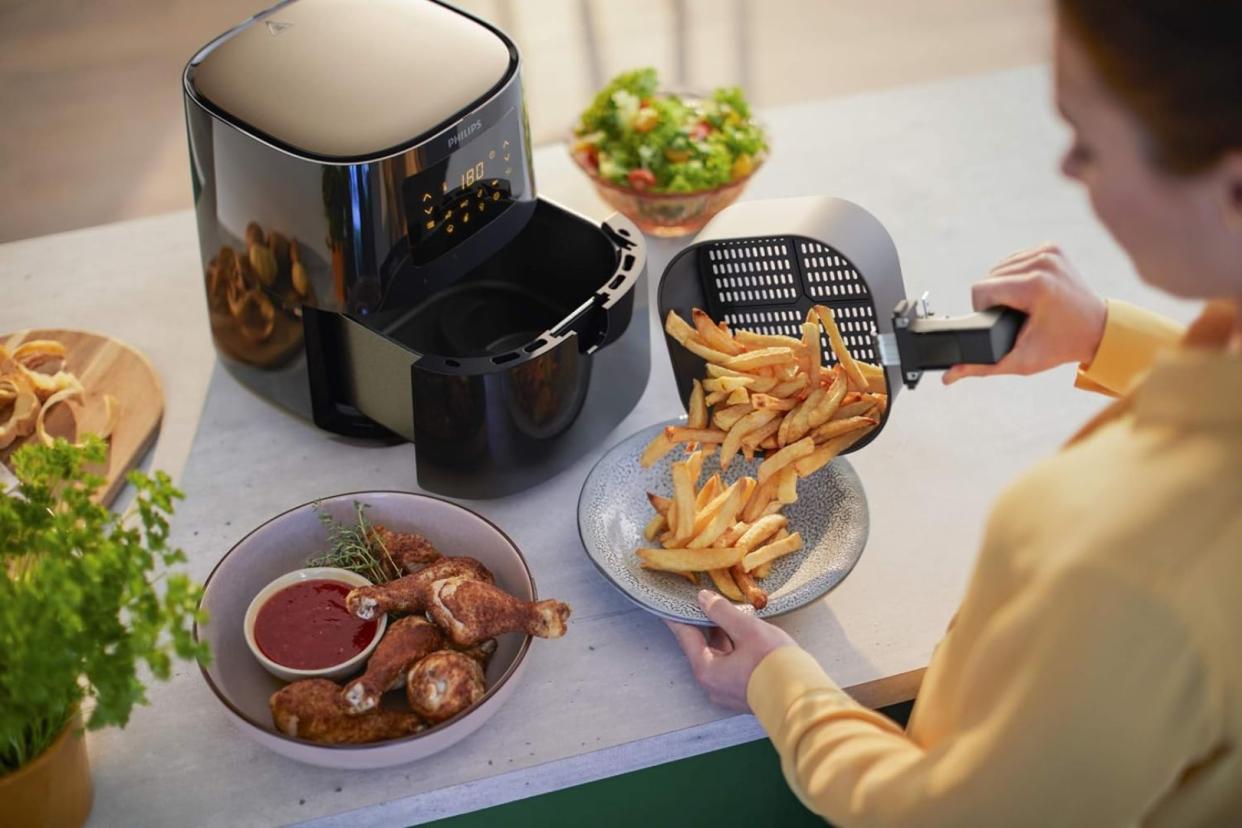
left=894, top=304, right=1026, bottom=372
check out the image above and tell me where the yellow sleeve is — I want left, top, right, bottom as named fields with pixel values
left=747, top=568, right=1220, bottom=827
left=1075, top=299, right=1183, bottom=396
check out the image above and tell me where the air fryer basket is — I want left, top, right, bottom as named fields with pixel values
left=305, top=199, right=649, bottom=496
left=658, top=196, right=1023, bottom=453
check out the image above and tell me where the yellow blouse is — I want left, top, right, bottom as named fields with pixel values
left=747, top=299, right=1242, bottom=826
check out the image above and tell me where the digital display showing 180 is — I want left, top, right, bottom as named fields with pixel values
left=402, top=111, right=528, bottom=265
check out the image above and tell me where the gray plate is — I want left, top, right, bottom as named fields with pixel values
left=578, top=418, right=870, bottom=624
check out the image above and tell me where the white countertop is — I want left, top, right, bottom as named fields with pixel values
left=0, top=65, right=1199, bottom=827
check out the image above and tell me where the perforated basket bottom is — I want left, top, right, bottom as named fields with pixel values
left=698, top=236, right=878, bottom=364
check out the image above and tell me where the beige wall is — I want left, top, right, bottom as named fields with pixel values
left=0, top=0, right=1049, bottom=242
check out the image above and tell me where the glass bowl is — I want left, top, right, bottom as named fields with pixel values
left=571, top=158, right=764, bottom=238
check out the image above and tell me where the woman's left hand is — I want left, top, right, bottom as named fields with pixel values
left=666, top=589, right=798, bottom=712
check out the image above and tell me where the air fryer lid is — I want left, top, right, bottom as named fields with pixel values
left=187, top=0, right=513, bottom=158
left=657, top=196, right=1024, bottom=453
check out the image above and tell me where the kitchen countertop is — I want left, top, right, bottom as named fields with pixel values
left=0, top=65, right=1198, bottom=827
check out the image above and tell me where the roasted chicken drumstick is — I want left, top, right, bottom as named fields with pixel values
left=370, top=525, right=442, bottom=575
left=405, top=650, right=486, bottom=724
left=270, top=679, right=422, bottom=744
left=427, top=576, right=572, bottom=647
left=346, top=556, right=493, bottom=620
left=342, top=616, right=444, bottom=714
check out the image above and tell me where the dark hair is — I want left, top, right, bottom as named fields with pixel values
left=1057, top=0, right=1242, bottom=174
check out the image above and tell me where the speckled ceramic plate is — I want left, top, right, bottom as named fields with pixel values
left=578, top=419, right=869, bottom=624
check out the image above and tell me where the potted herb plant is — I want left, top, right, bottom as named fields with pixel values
left=0, top=438, right=209, bottom=827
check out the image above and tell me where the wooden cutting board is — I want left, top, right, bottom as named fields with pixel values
left=1, top=329, right=164, bottom=507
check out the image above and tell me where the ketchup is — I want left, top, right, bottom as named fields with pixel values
left=254, top=579, right=378, bottom=670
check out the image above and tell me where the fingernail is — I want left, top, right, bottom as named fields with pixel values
left=697, top=589, right=713, bottom=606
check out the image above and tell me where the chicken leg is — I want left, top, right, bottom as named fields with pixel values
left=427, top=576, right=572, bottom=647
left=405, top=650, right=485, bottom=724
left=342, top=616, right=443, bottom=714
left=270, top=679, right=422, bottom=744
left=370, top=525, right=442, bottom=575
left=346, top=556, right=493, bottom=620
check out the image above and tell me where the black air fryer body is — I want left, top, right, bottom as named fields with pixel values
left=183, top=0, right=649, bottom=497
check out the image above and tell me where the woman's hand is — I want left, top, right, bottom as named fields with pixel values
left=666, top=590, right=798, bottom=712
left=943, top=244, right=1108, bottom=384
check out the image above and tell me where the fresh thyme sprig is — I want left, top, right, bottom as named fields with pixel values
left=307, top=501, right=397, bottom=583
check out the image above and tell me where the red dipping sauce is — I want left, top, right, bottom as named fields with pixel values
left=254, top=579, right=378, bottom=670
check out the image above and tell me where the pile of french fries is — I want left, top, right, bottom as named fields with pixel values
left=635, top=305, right=888, bottom=608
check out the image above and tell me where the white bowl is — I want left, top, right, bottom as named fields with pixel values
left=195, top=491, right=535, bottom=770
left=242, top=567, right=387, bottom=682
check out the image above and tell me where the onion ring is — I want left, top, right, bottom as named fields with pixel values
left=35, top=385, right=85, bottom=447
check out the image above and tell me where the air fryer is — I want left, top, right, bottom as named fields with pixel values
left=183, top=0, right=650, bottom=497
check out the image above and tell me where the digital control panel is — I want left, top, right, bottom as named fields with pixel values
left=402, top=111, right=527, bottom=265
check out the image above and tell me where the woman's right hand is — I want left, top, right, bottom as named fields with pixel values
left=943, top=244, right=1108, bottom=384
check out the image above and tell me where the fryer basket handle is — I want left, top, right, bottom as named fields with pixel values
left=891, top=303, right=1026, bottom=386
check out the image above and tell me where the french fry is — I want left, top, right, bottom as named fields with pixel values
left=705, top=364, right=779, bottom=393
left=685, top=449, right=703, bottom=487
left=696, top=473, right=722, bottom=509
left=726, top=387, right=750, bottom=405
left=794, top=427, right=875, bottom=476
left=647, top=492, right=671, bottom=515
left=802, top=318, right=823, bottom=386
left=858, top=361, right=884, bottom=378
left=814, top=305, right=868, bottom=391
left=811, top=416, right=877, bottom=443
left=692, top=308, right=745, bottom=355
left=731, top=565, right=768, bottom=609
left=735, top=330, right=803, bottom=350
left=664, top=310, right=696, bottom=345
left=691, top=480, right=741, bottom=537
left=866, top=373, right=888, bottom=394
left=753, top=560, right=774, bottom=579
left=683, top=337, right=735, bottom=365
left=770, top=374, right=809, bottom=399
left=708, top=567, right=746, bottom=601
left=759, top=500, right=785, bottom=519
left=806, top=374, right=849, bottom=428
left=777, top=467, right=799, bottom=504
left=735, top=514, right=787, bottom=553
left=725, top=347, right=797, bottom=372
left=688, top=379, right=708, bottom=429
left=688, top=480, right=746, bottom=548
left=671, top=461, right=696, bottom=541
left=704, top=390, right=728, bottom=407
left=643, top=513, right=667, bottom=541
left=666, top=427, right=728, bottom=445
left=786, top=386, right=825, bottom=443
left=758, top=435, right=779, bottom=450
left=751, top=393, right=796, bottom=411
left=721, top=408, right=779, bottom=469
left=714, top=521, right=751, bottom=549
left=758, top=436, right=815, bottom=483
left=777, top=398, right=803, bottom=447
left=742, top=444, right=755, bottom=463
left=743, top=531, right=803, bottom=572
left=637, top=546, right=746, bottom=571
left=740, top=418, right=782, bottom=450
left=640, top=429, right=677, bottom=467
left=741, top=472, right=780, bottom=522
left=703, top=376, right=754, bottom=393
left=713, top=403, right=754, bottom=431
left=701, top=443, right=719, bottom=459
left=831, top=400, right=876, bottom=420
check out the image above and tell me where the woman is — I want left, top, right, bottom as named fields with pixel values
left=668, top=3, right=1242, bottom=825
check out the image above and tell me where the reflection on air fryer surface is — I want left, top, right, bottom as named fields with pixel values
left=205, top=221, right=314, bottom=369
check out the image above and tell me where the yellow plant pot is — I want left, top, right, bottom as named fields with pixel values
left=0, top=712, right=93, bottom=828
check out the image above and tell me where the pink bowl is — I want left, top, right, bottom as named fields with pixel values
left=195, top=491, right=534, bottom=770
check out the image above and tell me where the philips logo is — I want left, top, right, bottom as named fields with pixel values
left=447, top=120, right=483, bottom=148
